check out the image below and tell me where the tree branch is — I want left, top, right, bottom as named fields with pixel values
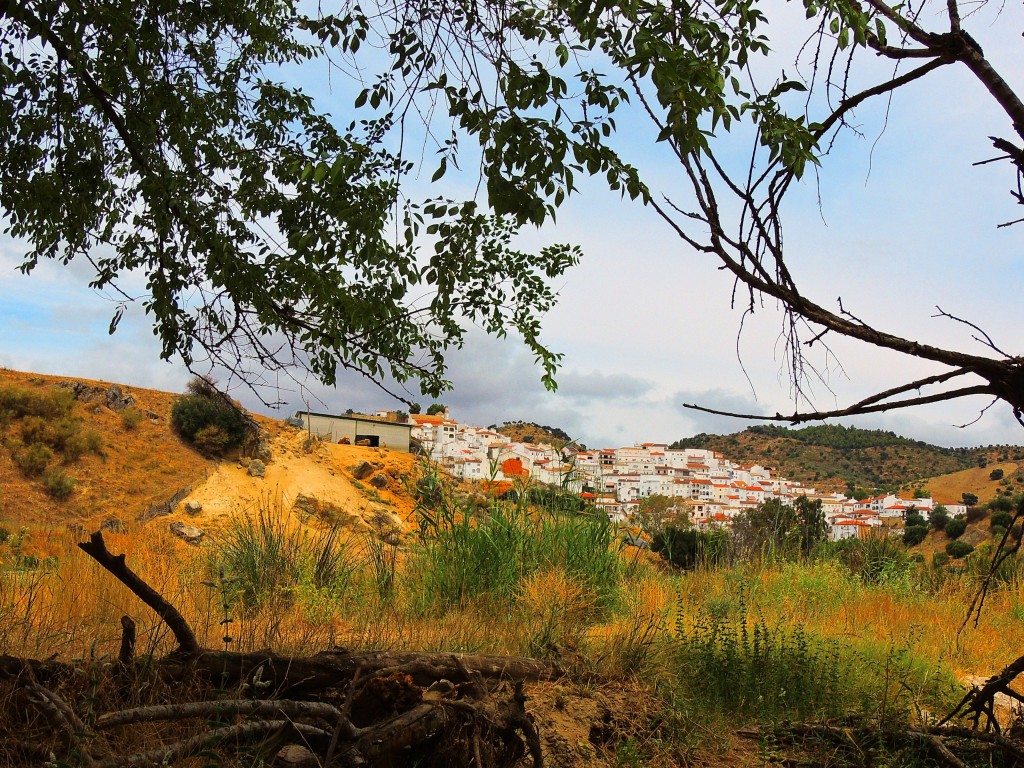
left=683, top=383, right=993, bottom=424
left=78, top=531, right=200, bottom=655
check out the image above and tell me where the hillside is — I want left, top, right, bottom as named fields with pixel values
left=671, top=424, right=1020, bottom=494
left=494, top=420, right=584, bottom=450
left=0, top=369, right=419, bottom=549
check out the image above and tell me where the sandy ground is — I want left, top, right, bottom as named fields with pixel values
left=168, top=429, right=420, bottom=539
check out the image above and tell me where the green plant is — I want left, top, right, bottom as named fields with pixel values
left=171, top=379, right=252, bottom=455
left=651, top=527, right=729, bottom=570
left=902, top=525, right=928, bottom=547
left=13, top=442, right=52, bottom=477
left=945, top=517, right=967, bottom=539
left=671, top=604, right=845, bottom=721
left=945, top=540, right=974, bottom=559
left=42, top=469, right=75, bottom=500
left=121, top=407, right=144, bottom=430
left=409, top=478, right=621, bottom=613
left=991, top=510, right=1014, bottom=530
left=214, top=498, right=352, bottom=609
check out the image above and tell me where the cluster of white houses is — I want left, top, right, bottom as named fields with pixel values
left=407, top=412, right=970, bottom=541
left=297, top=409, right=966, bottom=542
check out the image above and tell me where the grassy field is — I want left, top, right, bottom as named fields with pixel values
left=2, top=472, right=1022, bottom=767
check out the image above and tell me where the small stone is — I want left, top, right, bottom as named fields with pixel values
left=369, top=474, right=388, bottom=489
left=285, top=416, right=304, bottom=428
left=169, top=521, right=205, bottom=545
left=256, top=444, right=273, bottom=462
left=238, top=457, right=251, bottom=468
left=184, top=501, right=203, bottom=516
left=350, top=461, right=374, bottom=480
left=248, top=459, right=266, bottom=478
left=277, top=745, right=317, bottom=766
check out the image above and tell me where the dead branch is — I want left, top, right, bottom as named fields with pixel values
left=77, top=531, right=200, bottom=654
left=740, top=720, right=1021, bottom=768
left=103, top=719, right=330, bottom=768
left=24, top=682, right=97, bottom=767
left=3, top=531, right=555, bottom=768
left=95, top=699, right=346, bottom=730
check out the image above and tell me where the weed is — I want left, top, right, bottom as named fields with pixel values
left=120, top=407, right=144, bottom=430
left=42, top=469, right=75, bottom=500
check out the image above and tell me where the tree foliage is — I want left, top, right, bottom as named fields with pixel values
left=0, top=0, right=580, bottom=399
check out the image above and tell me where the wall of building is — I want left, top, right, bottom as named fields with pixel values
left=299, top=412, right=412, bottom=452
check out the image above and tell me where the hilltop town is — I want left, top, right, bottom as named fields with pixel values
left=399, top=410, right=969, bottom=541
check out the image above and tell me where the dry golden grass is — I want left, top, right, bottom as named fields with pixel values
left=0, top=369, right=213, bottom=530
left=926, top=461, right=1024, bottom=506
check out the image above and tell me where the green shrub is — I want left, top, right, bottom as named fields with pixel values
left=990, top=469, right=1005, bottom=481
left=671, top=608, right=845, bottom=721
left=902, top=525, right=928, bottom=546
left=991, top=510, right=1014, bottom=530
left=13, top=442, right=53, bottom=477
left=42, top=469, right=75, bottom=500
left=905, top=510, right=926, bottom=528
left=0, top=526, right=9, bottom=545
left=61, top=428, right=103, bottom=461
left=192, top=424, right=232, bottom=456
left=652, top=527, right=730, bottom=569
left=929, top=506, right=949, bottom=531
left=945, top=517, right=967, bottom=539
left=171, top=380, right=251, bottom=455
left=214, top=500, right=351, bottom=609
left=121, top=408, right=144, bottom=430
left=945, top=540, right=974, bottom=559
left=409, top=494, right=621, bottom=613
left=932, top=552, right=950, bottom=568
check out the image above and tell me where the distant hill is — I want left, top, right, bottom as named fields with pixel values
left=670, top=424, right=1023, bottom=495
left=493, top=421, right=584, bottom=451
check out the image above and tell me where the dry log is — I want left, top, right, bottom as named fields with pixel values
left=95, top=699, right=345, bottom=730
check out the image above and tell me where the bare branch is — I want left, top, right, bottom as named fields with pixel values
left=683, top=383, right=993, bottom=424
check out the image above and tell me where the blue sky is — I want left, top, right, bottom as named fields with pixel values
left=2, top=1, right=1023, bottom=451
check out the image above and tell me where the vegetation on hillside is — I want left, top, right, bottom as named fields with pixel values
left=493, top=421, right=584, bottom=450
left=170, top=377, right=255, bottom=456
left=0, top=383, right=104, bottom=500
left=671, top=425, right=1019, bottom=493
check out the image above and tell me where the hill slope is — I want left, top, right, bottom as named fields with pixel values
left=671, top=424, right=1020, bottom=494
left=0, top=369, right=418, bottom=540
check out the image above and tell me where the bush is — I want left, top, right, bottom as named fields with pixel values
left=42, top=469, right=75, bottom=500
left=215, top=501, right=351, bottom=609
left=945, top=540, right=974, bottom=559
left=13, top=442, right=53, bottom=477
left=991, top=510, right=1015, bottom=530
left=932, top=552, right=950, bottom=568
left=905, top=510, right=926, bottom=528
left=652, top=527, right=730, bottom=569
left=929, top=506, right=949, bottom=531
left=902, top=525, right=929, bottom=547
left=192, top=425, right=232, bottom=456
left=121, top=408, right=144, bottom=430
left=944, top=517, right=968, bottom=539
left=990, top=468, right=1005, bottom=481
left=170, top=379, right=251, bottom=455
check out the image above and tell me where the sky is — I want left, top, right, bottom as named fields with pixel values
left=2, top=1, right=1023, bottom=451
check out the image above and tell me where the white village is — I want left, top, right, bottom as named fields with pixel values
left=299, top=408, right=967, bottom=542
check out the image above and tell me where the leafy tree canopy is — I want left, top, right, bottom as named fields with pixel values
left=0, top=0, right=581, bottom=400
left=3, top=0, right=1023, bottom=425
